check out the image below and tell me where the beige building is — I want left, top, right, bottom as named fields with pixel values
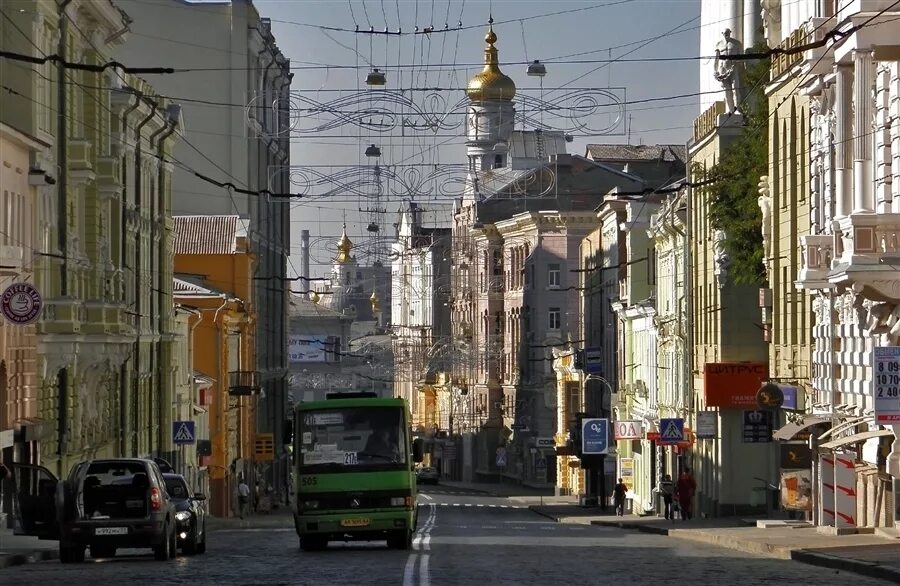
left=689, top=102, right=773, bottom=517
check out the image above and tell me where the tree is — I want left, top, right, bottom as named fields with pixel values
left=703, top=46, right=770, bottom=286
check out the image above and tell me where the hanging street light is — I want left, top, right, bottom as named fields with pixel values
left=526, top=60, right=547, bottom=77
left=365, top=144, right=381, bottom=158
left=366, top=68, right=387, bottom=86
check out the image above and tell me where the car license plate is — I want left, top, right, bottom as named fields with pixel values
left=95, top=527, right=128, bottom=536
left=340, top=518, right=370, bottom=528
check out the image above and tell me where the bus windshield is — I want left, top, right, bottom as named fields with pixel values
left=298, top=406, right=408, bottom=472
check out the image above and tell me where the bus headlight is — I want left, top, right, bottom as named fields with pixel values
left=391, top=497, right=412, bottom=507
left=303, top=500, right=319, bottom=510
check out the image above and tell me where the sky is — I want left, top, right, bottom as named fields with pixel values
left=252, top=0, right=703, bottom=278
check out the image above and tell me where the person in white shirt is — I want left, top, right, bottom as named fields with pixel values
left=237, top=479, right=251, bottom=519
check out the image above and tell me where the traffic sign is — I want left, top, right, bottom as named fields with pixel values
left=658, top=418, right=684, bottom=445
left=581, top=418, right=609, bottom=455
left=584, top=347, right=603, bottom=374
left=495, top=446, right=507, bottom=467
left=172, top=421, right=196, bottom=445
left=535, top=437, right=555, bottom=449
left=874, top=346, right=900, bottom=423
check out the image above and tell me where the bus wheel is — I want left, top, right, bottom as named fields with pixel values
left=387, top=529, right=411, bottom=550
left=299, top=536, right=327, bottom=552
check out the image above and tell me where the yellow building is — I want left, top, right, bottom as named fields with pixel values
left=173, top=215, right=257, bottom=518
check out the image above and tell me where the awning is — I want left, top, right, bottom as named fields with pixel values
left=773, top=414, right=832, bottom=441
left=818, top=416, right=868, bottom=441
left=819, top=429, right=895, bottom=451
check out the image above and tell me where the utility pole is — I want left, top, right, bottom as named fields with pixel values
left=55, top=0, right=72, bottom=480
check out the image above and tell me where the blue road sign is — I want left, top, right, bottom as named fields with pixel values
left=582, top=418, right=609, bottom=455
left=584, top=347, right=603, bottom=374
left=173, top=421, right=196, bottom=445
left=659, top=418, right=684, bottom=445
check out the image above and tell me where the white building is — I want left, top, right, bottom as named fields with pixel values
left=791, top=0, right=900, bottom=531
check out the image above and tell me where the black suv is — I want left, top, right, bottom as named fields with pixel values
left=10, top=458, right=178, bottom=563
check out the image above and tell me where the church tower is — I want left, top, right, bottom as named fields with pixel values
left=465, top=21, right=516, bottom=198
left=330, top=224, right=357, bottom=311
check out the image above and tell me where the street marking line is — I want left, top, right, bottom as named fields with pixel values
left=420, top=553, right=431, bottom=586
left=403, top=553, right=418, bottom=586
left=464, top=503, right=473, bottom=507
left=420, top=493, right=433, bottom=501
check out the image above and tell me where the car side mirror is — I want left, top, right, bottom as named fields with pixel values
left=412, top=438, right=425, bottom=463
left=194, top=493, right=207, bottom=501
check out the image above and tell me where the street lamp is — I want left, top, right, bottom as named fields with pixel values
left=366, top=68, right=387, bottom=86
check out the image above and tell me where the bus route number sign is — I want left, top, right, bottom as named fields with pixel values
left=874, top=346, right=900, bottom=423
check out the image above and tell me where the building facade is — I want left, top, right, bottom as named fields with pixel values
left=173, top=215, right=256, bottom=517
left=794, top=0, right=900, bottom=530
left=115, top=0, right=292, bottom=498
left=1, top=0, right=182, bottom=477
left=390, top=203, right=451, bottom=432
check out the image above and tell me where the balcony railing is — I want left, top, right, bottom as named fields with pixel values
left=796, top=234, right=834, bottom=290
left=228, top=370, right=261, bottom=396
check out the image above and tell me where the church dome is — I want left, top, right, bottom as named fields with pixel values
left=336, top=224, right=353, bottom=264
left=466, top=26, right=516, bottom=102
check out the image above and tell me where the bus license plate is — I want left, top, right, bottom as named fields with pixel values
left=95, top=527, right=128, bottom=535
left=340, top=518, right=370, bottom=528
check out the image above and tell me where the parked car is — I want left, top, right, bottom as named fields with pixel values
left=10, top=459, right=178, bottom=563
left=416, top=466, right=439, bottom=485
left=163, top=473, right=208, bottom=554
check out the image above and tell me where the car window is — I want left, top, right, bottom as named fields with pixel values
left=83, top=461, right=148, bottom=488
left=164, top=477, right=190, bottom=499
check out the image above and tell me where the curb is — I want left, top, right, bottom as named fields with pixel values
left=0, top=549, right=58, bottom=569
left=792, top=549, right=900, bottom=582
left=590, top=519, right=669, bottom=535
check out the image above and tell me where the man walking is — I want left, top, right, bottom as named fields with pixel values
left=659, top=474, right=674, bottom=521
left=237, top=478, right=251, bottom=520
left=613, top=478, right=628, bottom=517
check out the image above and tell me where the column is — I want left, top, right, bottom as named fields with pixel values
left=853, top=49, right=875, bottom=213
left=835, top=64, right=853, bottom=218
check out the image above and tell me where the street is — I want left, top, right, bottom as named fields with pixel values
left=2, top=487, right=893, bottom=586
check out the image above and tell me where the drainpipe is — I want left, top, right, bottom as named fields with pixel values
left=149, top=109, right=178, bottom=458
left=132, top=94, right=158, bottom=457
left=55, top=0, right=72, bottom=479
left=118, top=94, right=140, bottom=457
left=212, top=295, right=229, bottom=509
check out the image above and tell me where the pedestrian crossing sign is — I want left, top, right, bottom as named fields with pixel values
left=659, top=418, right=684, bottom=445
left=173, top=421, right=196, bottom=445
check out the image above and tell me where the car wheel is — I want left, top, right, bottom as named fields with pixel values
left=196, top=525, right=207, bottom=555
left=169, top=525, right=178, bottom=559
left=60, top=542, right=85, bottom=564
left=89, top=545, right=116, bottom=559
left=387, top=529, right=412, bottom=550
left=153, top=525, right=171, bottom=561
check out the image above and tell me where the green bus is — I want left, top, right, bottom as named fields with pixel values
left=291, top=392, right=424, bottom=551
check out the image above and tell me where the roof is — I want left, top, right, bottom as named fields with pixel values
left=173, top=277, right=222, bottom=297
left=289, top=294, right=347, bottom=318
left=584, top=144, right=686, bottom=164
left=173, top=215, right=242, bottom=255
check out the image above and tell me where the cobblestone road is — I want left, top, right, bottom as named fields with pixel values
left=2, top=487, right=893, bottom=585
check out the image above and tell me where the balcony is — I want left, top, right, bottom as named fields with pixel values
left=826, top=213, right=900, bottom=300
left=795, top=234, right=834, bottom=290
left=0, top=245, right=25, bottom=274
left=39, top=298, right=83, bottom=335
left=228, top=370, right=261, bottom=396
left=67, top=138, right=95, bottom=184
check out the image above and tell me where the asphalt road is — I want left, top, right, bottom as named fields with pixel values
left=1, top=485, right=893, bottom=585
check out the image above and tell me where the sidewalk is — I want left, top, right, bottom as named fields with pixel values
left=530, top=505, right=900, bottom=582
left=206, top=506, right=294, bottom=532
left=0, top=528, right=58, bottom=569
left=437, top=479, right=556, bottom=499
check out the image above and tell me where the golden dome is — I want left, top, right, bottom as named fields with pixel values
left=336, top=224, right=353, bottom=264
left=370, top=289, right=381, bottom=312
left=466, top=26, right=516, bottom=102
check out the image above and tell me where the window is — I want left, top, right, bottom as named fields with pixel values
left=494, top=154, right=504, bottom=168
left=548, top=264, right=561, bottom=288
left=548, top=307, right=561, bottom=330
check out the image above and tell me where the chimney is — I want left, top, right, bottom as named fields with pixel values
left=300, top=230, right=310, bottom=296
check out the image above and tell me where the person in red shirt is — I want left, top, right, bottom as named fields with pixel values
left=675, top=469, right=697, bottom=521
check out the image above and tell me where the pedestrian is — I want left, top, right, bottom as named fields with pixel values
left=237, top=478, right=251, bottom=520
left=675, top=469, right=697, bottom=521
left=659, top=474, right=674, bottom=521
left=613, top=477, right=628, bottom=517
